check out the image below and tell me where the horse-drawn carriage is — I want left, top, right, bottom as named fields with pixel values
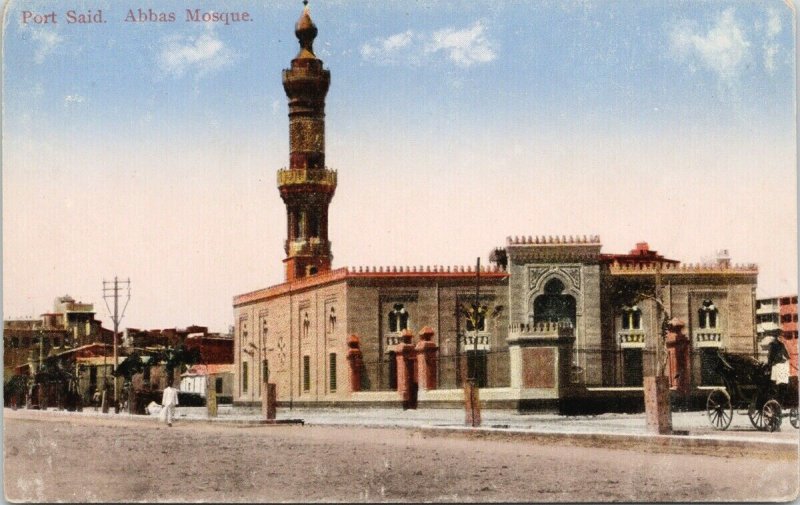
left=706, top=349, right=798, bottom=431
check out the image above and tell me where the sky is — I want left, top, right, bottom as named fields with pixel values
left=2, top=0, right=797, bottom=333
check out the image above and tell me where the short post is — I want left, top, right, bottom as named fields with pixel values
left=464, top=379, right=481, bottom=427
left=207, top=379, right=218, bottom=418
left=415, top=326, right=438, bottom=390
left=128, top=386, right=136, bottom=415
left=644, top=376, right=672, bottom=434
left=262, top=382, right=277, bottom=420
left=346, top=335, right=363, bottom=392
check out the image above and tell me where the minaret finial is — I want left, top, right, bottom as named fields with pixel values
left=295, top=0, right=318, bottom=57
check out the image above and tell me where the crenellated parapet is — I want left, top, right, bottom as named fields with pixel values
left=608, top=261, right=758, bottom=276
left=233, top=263, right=509, bottom=307
left=345, top=264, right=506, bottom=274
left=506, top=234, right=601, bottom=245
left=505, top=234, right=602, bottom=264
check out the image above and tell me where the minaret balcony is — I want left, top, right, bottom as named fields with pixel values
left=277, top=168, right=337, bottom=188
left=285, top=238, right=331, bottom=256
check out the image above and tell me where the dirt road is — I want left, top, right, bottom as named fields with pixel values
left=4, top=412, right=798, bottom=502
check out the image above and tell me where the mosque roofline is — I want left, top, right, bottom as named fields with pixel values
left=233, top=265, right=509, bottom=307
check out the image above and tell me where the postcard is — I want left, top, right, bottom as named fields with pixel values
left=3, top=0, right=798, bottom=502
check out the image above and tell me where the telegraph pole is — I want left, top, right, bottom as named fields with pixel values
left=103, top=277, right=131, bottom=411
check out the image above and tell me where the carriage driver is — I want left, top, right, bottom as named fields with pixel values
left=760, top=335, right=791, bottom=385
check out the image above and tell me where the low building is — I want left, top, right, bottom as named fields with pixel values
left=180, top=364, right=234, bottom=402
left=4, top=295, right=113, bottom=381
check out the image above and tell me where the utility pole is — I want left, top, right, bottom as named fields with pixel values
left=103, top=277, right=131, bottom=411
left=473, top=257, right=480, bottom=382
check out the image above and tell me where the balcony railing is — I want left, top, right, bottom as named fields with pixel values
left=618, top=330, right=646, bottom=347
left=277, top=168, right=337, bottom=187
left=694, top=331, right=722, bottom=347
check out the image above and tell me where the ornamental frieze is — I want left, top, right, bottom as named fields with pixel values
left=290, top=118, right=325, bottom=153
left=528, top=265, right=582, bottom=291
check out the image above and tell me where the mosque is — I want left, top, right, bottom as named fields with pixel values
left=232, top=5, right=758, bottom=411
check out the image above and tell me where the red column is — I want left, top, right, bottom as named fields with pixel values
left=415, top=326, right=438, bottom=390
left=665, top=318, right=690, bottom=397
left=394, top=329, right=417, bottom=409
left=346, top=335, right=363, bottom=392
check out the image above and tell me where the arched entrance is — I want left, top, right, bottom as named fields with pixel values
left=532, top=278, right=576, bottom=326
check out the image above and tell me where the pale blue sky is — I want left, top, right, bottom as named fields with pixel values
left=2, top=0, right=796, bottom=331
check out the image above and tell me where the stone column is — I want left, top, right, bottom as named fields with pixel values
left=346, top=335, right=363, bottom=392
left=415, top=326, right=438, bottom=390
left=665, top=318, right=690, bottom=407
left=394, top=329, right=417, bottom=409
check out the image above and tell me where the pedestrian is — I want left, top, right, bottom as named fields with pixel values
left=160, top=381, right=179, bottom=427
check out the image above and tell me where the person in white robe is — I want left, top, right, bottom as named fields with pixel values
left=160, top=383, right=179, bottom=426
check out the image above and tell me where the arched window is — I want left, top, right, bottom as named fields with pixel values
left=698, top=300, right=718, bottom=329
left=532, top=278, right=576, bottom=326
left=328, top=307, right=337, bottom=332
left=260, top=315, right=268, bottom=341
left=621, top=305, right=642, bottom=330
left=388, top=304, right=409, bottom=332
left=465, top=305, right=487, bottom=332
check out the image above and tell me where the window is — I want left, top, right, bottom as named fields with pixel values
left=302, top=312, right=310, bottom=338
left=260, top=315, right=268, bottom=340
left=240, top=318, right=248, bottom=341
left=781, top=314, right=792, bottom=323
left=622, top=349, right=643, bottom=386
left=329, top=353, right=337, bottom=392
left=388, top=304, right=409, bottom=332
left=532, top=278, right=576, bottom=326
left=465, top=305, right=487, bottom=332
left=698, top=300, right=718, bottom=329
left=303, top=356, right=311, bottom=391
left=242, top=361, right=249, bottom=393
left=466, top=350, right=488, bottom=387
left=621, top=305, right=642, bottom=330
left=329, top=307, right=337, bottom=332
left=700, top=349, right=722, bottom=386
left=262, top=359, right=270, bottom=384
left=308, top=213, right=320, bottom=239
left=215, top=377, right=223, bottom=394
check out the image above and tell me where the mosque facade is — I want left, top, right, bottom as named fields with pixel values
left=232, top=6, right=758, bottom=411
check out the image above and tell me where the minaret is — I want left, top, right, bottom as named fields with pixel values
left=278, top=2, right=336, bottom=282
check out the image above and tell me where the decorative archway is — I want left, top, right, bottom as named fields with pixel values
left=531, top=278, right=577, bottom=326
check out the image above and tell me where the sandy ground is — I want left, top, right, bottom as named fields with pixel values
left=4, top=413, right=799, bottom=503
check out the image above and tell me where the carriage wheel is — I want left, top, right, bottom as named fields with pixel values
left=707, top=389, right=733, bottom=430
left=748, top=402, right=768, bottom=431
left=762, top=400, right=782, bottom=432
left=790, top=408, right=799, bottom=429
